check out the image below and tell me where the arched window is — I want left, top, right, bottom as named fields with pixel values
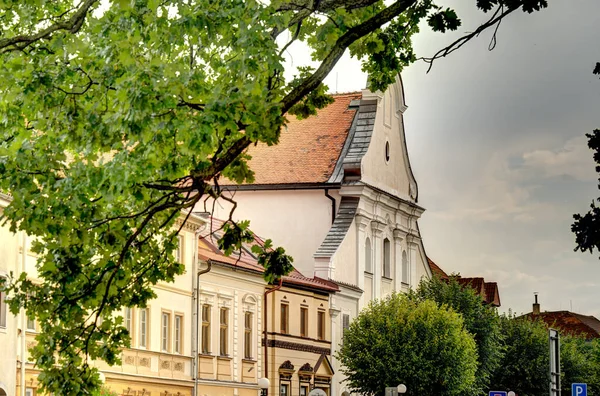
left=365, top=238, right=372, bottom=273
left=402, top=251, right=408, bottom=284
left=383, top=238, right=391, bottom=278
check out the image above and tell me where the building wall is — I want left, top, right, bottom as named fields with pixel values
left=0, top=197, right=20, bottom=396
left=266, top=286, right=333, bottom=396
left=211, top=189, right=339, bottom=278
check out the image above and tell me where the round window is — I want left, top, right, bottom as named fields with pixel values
left=385, top=141, right=390, bottom=162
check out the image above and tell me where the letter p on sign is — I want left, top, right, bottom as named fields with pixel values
left=572, top=383, right=587, bottom=396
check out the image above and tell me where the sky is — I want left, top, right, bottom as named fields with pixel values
left=285, top=0, right=600, bottom=317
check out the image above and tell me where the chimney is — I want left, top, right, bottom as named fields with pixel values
left=533, top=292, right=540, bottom=315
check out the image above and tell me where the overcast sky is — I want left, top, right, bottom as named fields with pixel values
left=286, top=0, right=600, bottom=317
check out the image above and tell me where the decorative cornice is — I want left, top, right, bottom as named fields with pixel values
left=370, top=220, right=386, bottom=236
left=299, top=363, right=314, bottom=372
left=264, top=339, right=331, bottom=356
left=279, top=360, right=295, bottom=371
left=393, top=229, right=407, bottom=240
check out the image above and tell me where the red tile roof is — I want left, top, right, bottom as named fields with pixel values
left=523, top=311, right=600, bottom=339
left=428, top=257, right=449, bottom=280
left=427, top=257, right=501, bottom=307
left=242, top=92, right=361, bottom=185
left=197, top=216, right=338, bottom=293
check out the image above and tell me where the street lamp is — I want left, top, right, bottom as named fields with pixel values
left=508, top=392, right=516, bottom=396
left=258, top=377, right=270, bottom=396
left=397, top=384, right=407, bottom=394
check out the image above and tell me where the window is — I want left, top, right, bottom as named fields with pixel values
left=25, top=388, right=34, bottom=396
left=161, top=312, right=171, bottom=352
left=383, top=238, right=391, bottom=278
left=317, top=310, right=325, bottom=340
left=280, top=303, right=289, bottom=334
left=219, top=307, right=229, bottom=356
left=402, top=250, right=408, bottom=284
left=385, top=141, right=390, bottom=162
left=0, top=279, right=6, bottom=328
left=300, top=386, right=308, bottom=396
left=342, top=314, right=350, bottom=344
left=139, top=308, right=148, bottom=348
left=365, top=238, right=372, bottom=273
left=27, top=316, right=36, bottom=331
left=300, top=307, right=308, bottom=338
left=125, top=307, right=132, bottom=334
left=280, top=384, right=289, bottom=396
left=175, top=314, right=183, bottom=354
left=244, top=312, right=253, bottom=359
left=201, top=305, right=211, bottom=354
left=176, top=234, right=184, bottom=263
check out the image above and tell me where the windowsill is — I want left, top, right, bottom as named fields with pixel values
left=382, top=276, right=393, bottom=281
left=199, top=353, right=214, bottom=357
left=217, top=355, right=232, bottom=361
left=401, top=282, right=410, bottom=286
left=364, top=271, right=373, bottom=276
left=242, top=358, right=257, bottom=363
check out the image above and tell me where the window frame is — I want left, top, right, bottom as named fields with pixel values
left=280, top=303, right=289, bottom=335
left=401, top=250, right=409, bottom=284
left=139, top=307, right=149, bottom=349
left=364, top=237, right=373, bottom=274
left=317, top=310, right=326, bottom=341
left=300, top=307, right=308, bottom=338
left=383, top=238, right=391, bottom=279
left=219, top=307, right=229, bottom=356
left=174, top=314, right=183, bottom=354
left=0, top=279, right=7, bottom=328
left=176, top=234, right=184, bottom=263
left=201, top=304, right=211, bottom=354
left=161, top=311, right=171, bottom=353
left=244, top=311, right=253, bottom=359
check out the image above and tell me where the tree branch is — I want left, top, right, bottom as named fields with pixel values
left=0, top=0, right=99, bottom=52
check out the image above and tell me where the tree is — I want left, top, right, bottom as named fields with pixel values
left=337, top=293, right=478, bottom=396
left=409, top=276, right=503, bottom=395
left=573, top=63, right=600, bottom=257
left=0, top=0, right=548, bottom=393
left=561, top=336, right=600, bottom=396
left=489, top=315, right=549, bottom=396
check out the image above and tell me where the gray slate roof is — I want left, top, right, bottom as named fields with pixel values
left=314, top=196, right=360, bottom=258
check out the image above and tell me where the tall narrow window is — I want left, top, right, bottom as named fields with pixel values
left=174, top=314, right=183, bottom=354
left=383, top=238, right=391, bottom=278
left=300, top=307, right=308, bottom=337
left=139, top=308, right=148, bottom=348
left=219, top=307, right=229, bottom=356
left=280, top=384, right=289, bottom=396
left=161, top=312, right=171, bottom=352
left=244, top=312, right=253, bottom=359
left=280, top=303, right=289, bottom=334
left=26, top=316, right=36, bottom=331
left=317, top=311, right=325, bottom=340
left=176, top=234, right=184, bottom=263
left=124, top=307, right=132, bottom=334
left=402, top=250, right=409, bottom=284
left=0, top=284, right=6, bottom=328
left=201, top=305, right=211, bottom=354
left=365, top=238, right=372, bottom=273
left=342, top=314, right=350, bottom=345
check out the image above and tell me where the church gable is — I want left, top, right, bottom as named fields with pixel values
left=358, top=74, right=418, bottom=203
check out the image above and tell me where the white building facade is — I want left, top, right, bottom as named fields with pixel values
left=214, top=75, right=432, bottom=396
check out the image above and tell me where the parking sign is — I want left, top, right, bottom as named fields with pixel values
left=489, top=392, right=507, bottom=396
left=572, top=383, right=587, bottom=396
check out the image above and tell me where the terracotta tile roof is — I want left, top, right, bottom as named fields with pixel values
left=427, top=257, right=449, bottom=280
left=197, top=216, right=338, bottom=293
left=242, top=92, right=361, bottom=185
left=522, top=311, right=600, bottom=340
left=427, top=257, right=501, bottom=307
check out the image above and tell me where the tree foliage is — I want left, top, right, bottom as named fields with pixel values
left=409, top=276, right=503, bottom=395
left=337, top=293, right=478, bottom=396
left=0, top=0, right=547, bottom=393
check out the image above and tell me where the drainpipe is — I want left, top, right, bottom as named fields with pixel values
left=263, top=278, right=283, bottom=394
left=193, top=259, right=212, bottom=396
left=324, top=189, right=336, bottom=224
left=20, top=231, right=26, bottom=396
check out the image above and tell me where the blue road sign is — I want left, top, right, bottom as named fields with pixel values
left=489, top=392, right=507, bottom=396
left=572, top=383, right=587, bottom=396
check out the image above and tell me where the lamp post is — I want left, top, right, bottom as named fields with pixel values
left=508, top=392, right=516, bottom=396
left=397, top=385, right=407, bottom=394
left=258, top=377, right=270, bottom=396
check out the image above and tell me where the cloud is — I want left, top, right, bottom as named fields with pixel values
left=520, top=136, right=597, bottom=182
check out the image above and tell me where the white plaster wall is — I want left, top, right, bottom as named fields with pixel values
left=330, top=220, right=357, bottom=286
left=0, top=205, right=19, bottom=396
left=330, top=291, right=360, bottom=396
left=360, top=81, right=413, bottom=202
left=211, top=189, right=339, bottom=277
